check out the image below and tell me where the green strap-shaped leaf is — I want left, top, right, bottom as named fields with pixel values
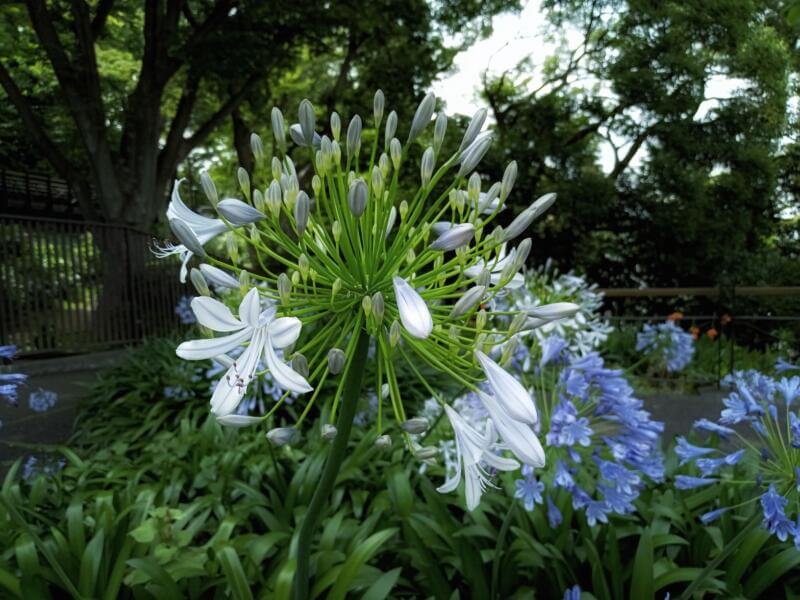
left=126, top=557, right=182, bottom=599
left=361, top=568, right=402, bottom=600
left=0, top=568, right=22, bottom=599
left=217, top=546, right=254, bottom=600
left=326, top=528, right=397, bottom=600
left=744, top=548, right=800, bottom=597
left=630, top=529, right=654, bottom=600
left=79, top=530, right=105, bottom=598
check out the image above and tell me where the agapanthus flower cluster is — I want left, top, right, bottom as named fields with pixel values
left=440, top=337, right=664, bottom=521
left=636, top=320, right=695, bottom=373
left=158, top=90, right=578, bottom=508
left=0, top=345, right=26, bottom=409
left=507, top=260, right=613, bottom=356
left=676, top=369, right=800, bottom=548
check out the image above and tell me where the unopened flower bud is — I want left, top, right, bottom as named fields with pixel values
left=405, top=248, right=416, bottom=265
left=347, top=115, right=362, bottom=160
left=291, top=271, right=300, bottom=286
left=449, top=285, right=485, bottom=318
left=375, top=435, right=392, bottom=449
left=226, top=233, right=238, bottom=263
left=526, top=302, right=580, bottom=320
left=399, top=200, right=409, bottom=220
left=312, top=175, right=321, bottom=197
left=250, top=133, right=264, bottom=162
left=460, top=107, right=487, bottom=152
left=299, top=99, right=316, bottom=146
left=253, top=189, right=265, bottom=212
left=408, top=92, right=435, bottom=143
left=504, top=193, right=557, bottom=242
left=373, top=89, right=385, bottom=124
left=292, top=353, right=309, bottom=378
left=476, top=269, right=491, bottom=287
left=401, top=417, right=429, bottom=434
left=385, top=111, right=398, bottom=149
left=500, top=337, right=518, bottom=366
left=458, top=133, right=492, bottom=177
left=278, top=272, right=291, bottom=305
left=271, top=156, right=282, bottom=181
left=332, top=220, right=342, bottom=243
left=510, top=312, right=528, bottom=334
left=267, top=427, right=298, bottom=447
left=332, top=140, right=342, bottom=164
left=189, top=268, right=210, bottom=296
left=389, top=320, right=401, bottom=347
left=501, top=161, right=518, bottom=202
left=468, top=173, right=481, bottom=204
left=328, top=348, right=346, bottom=374
left=415, top=446, right=438, bottom=460
left=434, top=112, right=447, bottom=154
left=475, top=332, right=487, bottom=352
left=294, top=191, right=310, bottom=237
left=362, top=295, right=372, bottom=316
left=298, top=254, right=310, bottom=281
left=271, top=107, right=286, bottom=151
left=330, top=112, right=341, bottom=141
left=200, top=170, right=218, bottom=206
left=476, top=309, right=487, bottom=331
left=332, top=277, right=342, bottom=299
left=238, top=269, right=250, bottom=291
left=420, top=147, right=435, bottom=186
left=430, top=223, right=475, bottom=251
left=372, top=166, right=384, bottom=199
left=449, top=325, right=459, bottom=342
left=379, top=153, right=390, bottom=178
left=372, top=292, right=385, bottom=324
left=321, top=424, right=337, bottom=441
left=390, top=138, right=402, bottom=170
left=348, top=179, right=368, bottom=217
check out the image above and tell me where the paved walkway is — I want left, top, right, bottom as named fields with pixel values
left=0, top=350, right=127, bottom=475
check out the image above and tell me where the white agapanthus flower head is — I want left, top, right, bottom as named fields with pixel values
left=158, top=90, right=565, bottom=511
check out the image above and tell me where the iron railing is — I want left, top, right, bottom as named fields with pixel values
left=0, top=169, right=82, bottom=219
left=0, top=215, right=185, bottom=356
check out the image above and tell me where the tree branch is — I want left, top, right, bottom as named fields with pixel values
left=157, top=75, right=201, bottom=183
left=91, top=0, right=115, bottom=40
left=610, top=127, right=653, bottom=179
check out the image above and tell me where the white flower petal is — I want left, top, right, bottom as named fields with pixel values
left=476, top=351, right=538, bottom=425
left=393, top=277, right=433, bottom=339
left=176, top=328, right=253, bottom=360
left=526, top=302, right=580, bottom=320
left=264, top=335, right=313, bottom=393
left=217, top=198, right=266, bottom=225
left=478, top=391, right=545, bottom=468
left=267, top=317, right=302, bottom=349
left=190, top=297, right=244, bottom=332
left=199, top=264, right=239, bottom=289
left=210, top=330, right=264, bottom=416
left=216, top=415, right=263, bottom=428
left=238, top=288, right=262, bottom=328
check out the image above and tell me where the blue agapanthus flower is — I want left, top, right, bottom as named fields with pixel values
left=775, top=357, right=799, bottom=374
left=676, top=369, right=800, bottom=549
left=0, top=345, right=26, bottom=406
left=28, top=389, right=57, bottom=413
left=175, top=295, right=197, bottom=324
left=514, top=347, right=664, bottom=526
left=636, top=321, right=695, bottom=373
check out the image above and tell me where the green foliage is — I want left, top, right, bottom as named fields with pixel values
left=2, top=338, right=800, bottom=597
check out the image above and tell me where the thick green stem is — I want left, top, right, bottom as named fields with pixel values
left=293, top=329, right=370, bottom=599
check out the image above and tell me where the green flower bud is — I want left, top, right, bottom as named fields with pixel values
left=348, top=179, right=368, bottom=218
left=459, top=107, right=487, bottom=152
left=332, top=277, right=342, bottom=299
left=267, top=427, right=298, bottom=446
left=226, top=233, right=238, bottom=264
left=200, top=170, right=218, bottom=206
left=458, top=134, right=492, bottom=178
left=253, top=188, right=265, bottom=212
left=500, top=336, right=518, bottom=366
left=420, top=147, right=435, bottom=187
left=327, top=348, right=346, bottom=374
left=379, top=153, right=390, bottom=178
left=399, top=200, right=409, bottom=220
left=401, top=417, right=429, bottom=434
left=434, top=112, right=447, bottom=154
left=476, top=269, right=491, bottom=287
left=278, top=272, right=292, bottom=305
left=332, top=140, right=342, bottom=164
left=468, top=172, right=481, bottom=204
left=250, top=133, right=264, bottom=162
left=390, top=138, right=402, bottom=170
left=375, top=434, right=392, bottom=449
left=385, top=111, right=397, bottom=149
left=389, top=320, right=401, bottom=347
left=361, top=295, right=372, bottom=316
left=271, top=107, right=286, bottom=152
left=292, top=353, right=309, bottom=378
left=374, top=89, right=385, bottom=125
left=271, top=156, right=282, bottom=181
left=372, top=166, right=384, bottom=199
left=449, top=325, right=459, bottom=342
left=331, top=112, right=341, bottom=141
left=238, top=269, right=250, bottom=291
left=347, top=115, right=362, bottom=160
left=476, top=308, right=487, bottom=331
left=267, top=180, right=282, bottom=218
left=312, top=175, right=321, bottom=197
left=295, top=191, right=310, bottom=237
left=299, top=99, right=316, bottom=146
left=510, top=312, right=528, bottom=334
left=189, top=268, right=210, bottom=296
left=291, top=271, right=300, bottom=286
left=298, top=253, right=310, bottom=280
left=415, top=446, right=438, bottom=460
left=371, top=291, right=385, bottom=324
left=405, top=248, right=416, bottom=265
left=501, top=161, right=517, bottom=202
left=332, top=220, right=342, bottom=243
left=408, top=92, right=435, bottom=143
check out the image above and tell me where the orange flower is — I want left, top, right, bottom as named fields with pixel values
left=706, top=328, right=718, bottom=340
left=667, top=311, right=684, bottom=322
left=720, top=314, right=732, bottom=326
left=689, top=326, right=700, bottom=340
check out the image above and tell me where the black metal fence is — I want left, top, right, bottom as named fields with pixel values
left=0, top=215, right=185, bottom=356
